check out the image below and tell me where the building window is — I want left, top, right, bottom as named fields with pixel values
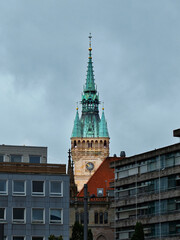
left=13, top=237, right=25, bottom=240
left=104, top=212, right=108, bottom=224
left=80, top=212, right=84, bottom=224
left=13, top=180, right=26, bottom=196
left=29, top=156, right=41, bottom=164
left=0, top=180, right=7, bottom=195
left=0, top=155, right=4, bottom=162
left=32, top=238, right=44, bottom=240
left=50, top=209, right=62, bottom=224
left=32, top=208, right=44, bottom=224
left=99, top=212, right=103, bottom=224
left=32, top=181, right=44, bottom=196
left=75, top=212, right=79, bottom=223
left=0, top=208, right=6, bottom=221
left=50, top=181, right=62, bottom=196
left=11, top=155, right=22, bottom=163
left=97, top=188, right=103, bottom=197
left=13, top=208, right=25, bottom=223
left=94, top=212, right=98, bottom=224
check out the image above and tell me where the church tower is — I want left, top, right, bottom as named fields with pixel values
left=71, top=35, right=110, bottom=191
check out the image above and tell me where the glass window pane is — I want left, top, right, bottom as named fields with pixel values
left=0, top=155, right=4, bottom=162
left=97, top=188, right=103, bottom=197
left=0, top=180, right=6, bottom=194
left=29, top=156, right=40, bottom=164
left=32, top=181, right=44, bottom=195
left=94, top=212, right=98, bottom=224
left=80, top=212, right=84, bottom=224
left=104, top=212, right=108, bottom=224
left=13, top=181, right=25, bottom=194
left=13, top=208, right=24, bottom=221
left=75, top=212, right=79, bottom=223
left=32, top=238, right=43, bottom=240
left=50, top=209, right=61, bottom=223
left=11, top=155, right=22, bottom=163
left=13, top=237, right=24, bottom=240
left=0, top=208, right=5, bottom=220
left=50, top=181, right=62, bottom=195
left=99, top=212, right=103, bottom=224
left=32, top=209, right=44, bottom=222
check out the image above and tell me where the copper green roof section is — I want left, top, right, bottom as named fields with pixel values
left=84, top=47, right=96, bottom=92
left=71, top=34, right=110, bottom=139
left=71, top=108, right=82, bottom=138
left=99, top=108, right=109, bottom=137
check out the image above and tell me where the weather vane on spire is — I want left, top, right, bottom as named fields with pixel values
left=102, top=101, right=104, bottom=110
left=89, top=33, right=92, bottom=49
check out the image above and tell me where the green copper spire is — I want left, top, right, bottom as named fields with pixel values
left=84, top=33, right=96, bottom=92
left=99, top=108, right=109, bottom=137
left=71, top=108, right=81, bottom=137
left=71, top=35, right=109, bottom=139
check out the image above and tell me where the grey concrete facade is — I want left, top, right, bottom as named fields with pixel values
left=0, top=145, right=69, bottom=240
left=0, top=145, right=47, bottom=163
left=111, top=143, right=180, bottom=240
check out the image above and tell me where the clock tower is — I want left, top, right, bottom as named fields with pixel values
left=71, top=35, right=110, bottom=192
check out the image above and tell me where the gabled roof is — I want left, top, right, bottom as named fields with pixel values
left=77, top=157, right=123, bottom=197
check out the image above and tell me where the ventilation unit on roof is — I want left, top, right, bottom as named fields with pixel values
left=120, top=151, right=126, bottom=157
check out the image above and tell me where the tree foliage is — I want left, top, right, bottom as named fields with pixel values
left=88, top=228, right=93, bottom=240
left=70, top=221, right=93, bottom=240
left=48, top=235, right=63, bottom=240
left=71, top=221, right=83, bottom=240
left=131, top=222, right=144, bottom=240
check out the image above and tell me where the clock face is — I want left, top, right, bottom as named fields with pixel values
left=86, top=162, right=94, bottom=171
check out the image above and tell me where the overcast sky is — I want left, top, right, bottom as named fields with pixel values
left=0, top=0, right=180, bottom=165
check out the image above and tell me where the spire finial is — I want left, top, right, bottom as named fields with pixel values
left=89, top=33, right=92, bottom=50
left=102, top=102, right=104, bottom=110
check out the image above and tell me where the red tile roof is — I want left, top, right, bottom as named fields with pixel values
left=77, top=157, right=123, bottom=197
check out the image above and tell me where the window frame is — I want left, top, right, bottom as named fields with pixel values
left=29, top=155, right=41, bottom=164
left=97, top=188, right=104, bottom=197
left=31, top=208, right=45, bottom=224
left=10, top=155, right=22, bottom=163
left=12, top=208, right=26, bottom=224
left=94, top=211, right=98, bottom=224
left=31, top=237, right=44, bottom=240
left=0, top=208, right=6, bottom=222
left=32, top=181, right=45, bottom=196
left=49, top=208, right=63, bottom=224
left=0, top=180, right=7, bottom=195
left=12, top=237, right=26, bottom=240
left=13, top=180, right=26, bottom=196
left=0, top=155, right=4, bottom=162
left=50, top=181, right=63, bottom=197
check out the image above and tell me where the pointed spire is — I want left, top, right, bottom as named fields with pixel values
left=71, top=108, right=82, bottom=137
left=67, top=149, right=77, bottom=197
left=67, top=149, right=72, bottom=175
left=84, top=33, right=96, bottom=92
left=99, top=108, right=109, bottom=137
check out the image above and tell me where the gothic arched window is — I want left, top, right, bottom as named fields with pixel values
left=80, top=212, right=84, bottom=224
left=104, top=212, right=108, bottom=224
left=94, top=212, right=98, bottom=224
left=75, top=212, right=79, bottom=223
left=99, top=212, right=103, bottom=224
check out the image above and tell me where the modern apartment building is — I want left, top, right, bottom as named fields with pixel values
left=111, top=142, right=180, bottom=240
left=0, top=145, right=69, bottom=240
